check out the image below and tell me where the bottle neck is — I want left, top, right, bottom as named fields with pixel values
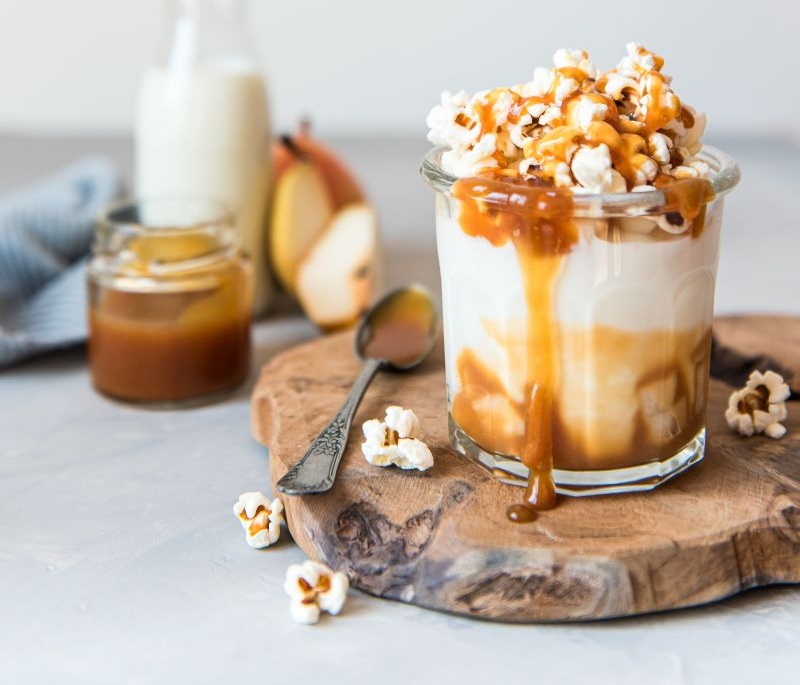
left=156, top=0, right=254, bottom=70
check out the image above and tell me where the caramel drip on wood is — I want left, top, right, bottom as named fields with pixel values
left=506, top=504, right=538, bottom=523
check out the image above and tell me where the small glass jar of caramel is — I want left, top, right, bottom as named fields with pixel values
left=87, top=199, right=253, bottom=407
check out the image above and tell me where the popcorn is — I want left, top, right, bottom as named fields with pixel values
left=233, top=492, right=284, bottom=549
left=617, top=42, right=663, bottom=78
left=552, top=161, right=574, bottom=188
left=427, top=44, right=709, bottom=192
left=485, top=88, right=515, bottom=129
left=361, top=406, right=434, bottom=471
left=570, top=145, right=627, bottom=194
left=603, top=73, right=640, bottom=100
left=570, top=97, right=610, bottom=131
left=539, top=104, right=565, bottom=127
left=671, top=165, right=702, bottom=179
left=527, top=66, right=555, bottom=98
left=284, top=560, right=349, bottom=625
left=553, top=48, right=597, bottom=78
left=664, top=106, right=706, bottom=155
left=426, top=90, right=477, bottom=151
left=725, top=370, right=791, bottom=439
left=554, top=77, right=581, bottom=105
left=647, top=132, right=673, bottom=165
left=441, top=133, right=499, bottom=178
left=633, top=156, right=659, bottom=186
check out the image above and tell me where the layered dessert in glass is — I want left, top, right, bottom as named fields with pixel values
left=421, top=44, right=739, bottom=516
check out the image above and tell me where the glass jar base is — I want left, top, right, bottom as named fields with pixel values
left=448, top=416, right=706, bottom=497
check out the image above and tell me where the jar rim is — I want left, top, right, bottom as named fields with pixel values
left=92, top=198, right=241, bottom=279
left=420, top=144, right=740, bottom=218
left=99, top=197, right=235, bottom=234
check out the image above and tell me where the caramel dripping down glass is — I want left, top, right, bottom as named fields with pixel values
left=421, top=146, right=740, bottom=515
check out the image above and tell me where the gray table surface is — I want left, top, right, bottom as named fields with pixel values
left=1, top=135, right=799, bottom=684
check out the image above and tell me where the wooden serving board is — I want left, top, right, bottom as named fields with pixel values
left=251, top=316, right=800, bottom=622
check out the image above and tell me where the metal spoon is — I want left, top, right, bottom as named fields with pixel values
left=275, top=284, right=441, bottom=496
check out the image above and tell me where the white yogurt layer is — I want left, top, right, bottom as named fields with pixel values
left=436, top=197, right=723, bottom=412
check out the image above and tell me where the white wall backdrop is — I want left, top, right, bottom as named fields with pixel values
left=0, top=0, right=796, bottom=139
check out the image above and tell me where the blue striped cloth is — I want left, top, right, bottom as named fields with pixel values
left=0, top=158, right=121, bottom=367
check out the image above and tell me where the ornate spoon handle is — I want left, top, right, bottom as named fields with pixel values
left=276, top=357, right=384, bottom=495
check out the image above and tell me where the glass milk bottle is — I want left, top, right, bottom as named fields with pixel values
left=135, top=0, right=273, bottom=314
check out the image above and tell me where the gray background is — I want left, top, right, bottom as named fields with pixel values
left=0, top=0, right=797, bottom=139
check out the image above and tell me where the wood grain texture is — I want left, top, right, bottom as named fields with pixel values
left=713, top=315, right=800, bottom=394
left=251, top=319, right=800, bottom=622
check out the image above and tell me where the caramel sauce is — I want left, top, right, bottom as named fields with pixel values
left=680, top=105, right=695, bottom=130
left=468, top=87, right=511, bottom=136
left=522, top=118, right=706, bottom=191
left=242, top=507, right=269, bottom=536
left=479, top=96, right=498, bottom=135
left=360, top=288, right=435, bottom=367
left=454, top=324, right=713, bottom=474
left=89, top=263, right=251, bottom=404
left=89, top=298, right=250, bottom=403
left=663, top=179, right=713, bottom=236
left=362, top=319, right=430, bottom=366
left=641, top=72, right=681, bottom=135
left=555, top=66, right=593, bottom=82
left=455, top=44, right=701, bottom=198
left=506, top=504, right=537, bottom=523
left=451, top=170, right=714, bottom=521
left=553, top=324, right=711, bottom=470
left=453, top=176, right=578, bottom=516
left=508, top=96, right=547, bottom=125
left=452, top=349, right=524, bottom=456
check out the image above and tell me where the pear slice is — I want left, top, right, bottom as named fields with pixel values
left=270, top=161, right=334, bottom=292
left=295, top=202, right=378, bottom=330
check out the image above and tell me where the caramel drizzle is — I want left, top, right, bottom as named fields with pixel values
left=451, top=172, right=713, bottom=519
left=457, top=47, right=696, bottom=190
left=453, top=178, right=577, bottom=513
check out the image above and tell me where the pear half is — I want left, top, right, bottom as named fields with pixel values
left=295, top=202, right=378, bottom=330
left=270, top=161, right=334, bottom=292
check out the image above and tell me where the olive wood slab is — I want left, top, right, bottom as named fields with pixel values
left=251, top=317, right=800, bottom=622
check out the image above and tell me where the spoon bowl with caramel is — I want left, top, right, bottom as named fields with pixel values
left=276, top=284, right=440, bottom=496
left=356, top=285, right=441, bottom=370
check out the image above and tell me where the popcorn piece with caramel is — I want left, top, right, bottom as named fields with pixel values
left=284, top=559, right=349, bottom=625
left=426, top=42, right=708, bottom=193
left=233, top=491, right=284, bottom=549
left=725, top=370, right=791, bottom=439
left=361, top=406, right=434, bottom=471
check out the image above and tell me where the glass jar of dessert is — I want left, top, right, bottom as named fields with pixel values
left=87, top=199, right=253, bottom=407
left=421, top=44, right=740, bottom=518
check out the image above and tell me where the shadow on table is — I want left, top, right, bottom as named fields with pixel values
left=2, top=343, right=87, bottom=376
